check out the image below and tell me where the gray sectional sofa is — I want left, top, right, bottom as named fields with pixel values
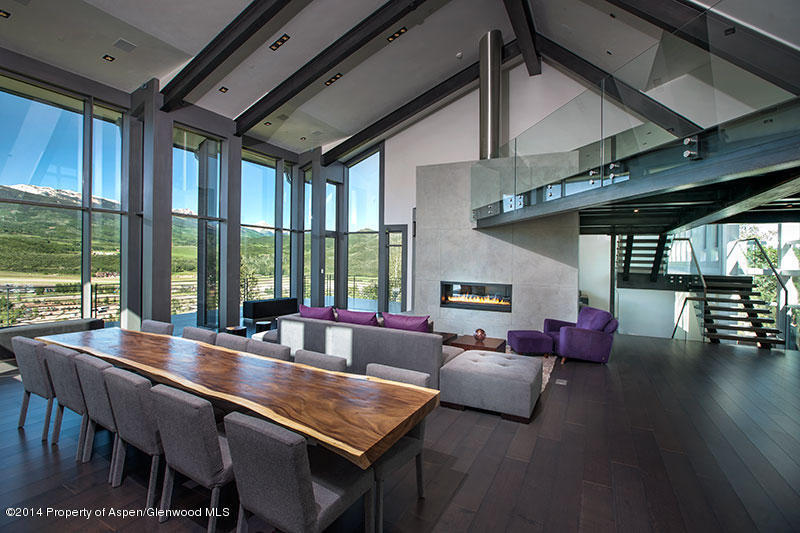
left=272, top=313, right=457, bottom=388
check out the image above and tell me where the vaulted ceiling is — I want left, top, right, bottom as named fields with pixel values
left=0, top=0, right=797, bottom=156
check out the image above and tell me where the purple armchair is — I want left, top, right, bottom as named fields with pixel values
left=543, top=307, right=618, bottom=364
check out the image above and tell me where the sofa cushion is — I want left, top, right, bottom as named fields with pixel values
left=575, top=307, right=612, bottom=332
left=336, top=308, right=378, bottom=327
left=299, top=304, right=335, bottom=321
left=441, top=345, right=465, bottom=365
left=383, top=312, right=429, bottom=333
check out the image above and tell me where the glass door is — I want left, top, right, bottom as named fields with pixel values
left=383, top=225, right=407, bottom=312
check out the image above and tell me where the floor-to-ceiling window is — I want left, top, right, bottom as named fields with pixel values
left=346, top=151, right=380, bottom=311
left=0, top=74, right=124, bottom=327
left=240, top=150, right=276, bottom=304
left=325, top=181, right=338, bottom=306
left=171, top=127, right=221, bottom=330
left=281, top=168, right=292, bottom=298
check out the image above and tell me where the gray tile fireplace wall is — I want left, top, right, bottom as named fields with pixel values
left=414, top=161, right=578, bottom=339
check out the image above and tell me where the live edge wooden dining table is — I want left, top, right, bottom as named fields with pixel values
left=37, top=328, right=439, bottom=469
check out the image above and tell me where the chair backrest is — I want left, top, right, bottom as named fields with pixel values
left=150, top=384, right=224, bottom=487
left=224, top=412, right=317, bottom=533
left=216, top=332, right=249, bottom=352
left=11, top=337, right=54, bottom=399
left=246, top=339, right=291, bottom=361
left=575, top=307, right=614, bottom=332
left=366, top=364, right=430, bottom=440
left=141, top=320, right=174, bottom=336
left=104, top=367, right=161, bottom=455
left=182, top=326, right=217, bottom=345
left=294, top=349, right=347, bottom=372
left=43, top=345, right=85, bottom=414
left=74, top=354, right=115, bottom=431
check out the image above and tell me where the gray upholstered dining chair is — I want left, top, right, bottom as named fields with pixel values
left=216, top=332, right=249, bottom=352
left=224, top=411, right=375, bottom=533
left=42, top=344, right=90, bottom=461
left=74, top=353, right=119, bottom=476
left=245, top=339, right=291, bottom=360
left=365, top=364, right=430, bottom=533
left=294, top=349, right=347, bottom=372
left=12, top=337, right=56, bottom=442
left=141, top=319, right=174, bottom=335
left=104, top=367, right=163, bottom=508
left=182, top=326, right=217, bottom=344
left=151, top=384, right=234, bottom=533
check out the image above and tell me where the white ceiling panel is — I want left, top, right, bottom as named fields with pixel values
left=689, top=0, right=800, bottom=51
left=531, top=0, right=663, bottom=75
left=83, top=0, right=251, bottom=56
left=0, top=0, right=191, bottom=92
left=257, top=0, right=512, bottom=152
left=191, top=0, right=386, bottom=118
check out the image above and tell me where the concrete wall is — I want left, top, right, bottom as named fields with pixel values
left=414, top=161, right=579, bottom=339
left=579, top=235, right=611, bottom=312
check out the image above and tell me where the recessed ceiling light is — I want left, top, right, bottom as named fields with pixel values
left=634, top=209, right=640, bottom=213
left=263, top=121, right=272, bottom=126
left=269, top=33, right=290, bottom=51
left=102, top=54, right=115, bottom=62
left=609, top=12, right=616, bottom=18
left=387, top=26, right=407, bottom=42
left=218, top=86, right=228, bottom=93
left=0, top=9, right=10, bottom=18
left=324, top=72, right=343, bottom=86
left=606, top=50, right=613, bottom=55
left=300, top=136, right=306, bottom=141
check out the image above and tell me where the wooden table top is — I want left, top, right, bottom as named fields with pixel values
left=38, top=328, right=439, bottom=469
left=449, top=335, right=507, bottom=352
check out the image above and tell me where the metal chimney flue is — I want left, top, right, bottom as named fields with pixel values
left=479, top=29, right=502, bottom=159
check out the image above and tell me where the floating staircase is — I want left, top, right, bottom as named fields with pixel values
left=688, top=275, right=783, bottom=349
left=615, top=235, right=672, bottom=280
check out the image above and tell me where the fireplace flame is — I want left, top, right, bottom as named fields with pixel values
left=446, top=294, right=510, bottom=306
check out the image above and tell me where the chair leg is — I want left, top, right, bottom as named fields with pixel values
left=159, top=465, right=174, bottom=523
left=375, top=478, right=384, bottom=533
left=82, top=420, right=96, bottom=463
left=235, top=504, right=248, bottom=533
left=76, top=414, right=89, bottom=462
left=51, top=404, right=64, bottom=444
left=415, top=452, right=425, bottom=499
left=146, top=454, right=160, bottom=509
left=364, top=485, right=375, bottom=533
left=207, top=486, right=220, bottom=533
left=108, top=434, right=119, bottom=485
left=41, top=398, right=53, bottom=442
left=111, top=439, right=127, bottom=487
left=18, top=391, right=30, bottom=428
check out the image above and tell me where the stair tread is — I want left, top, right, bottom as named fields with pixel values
left=704, top=315, right=775, bottom=323
left=706, top=333, right=783, bottom=344
left=687, top=297, right=769, bottom=304
left=692, top=288, right=759, bottom=295
left=707, top=324, right=782, bottom=333
left=704, top=305, right=772, bottom=313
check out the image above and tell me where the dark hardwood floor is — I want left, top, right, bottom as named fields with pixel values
left=0, top=335, right=799, bottom=532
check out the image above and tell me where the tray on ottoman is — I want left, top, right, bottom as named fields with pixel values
left=439, top=350, right=542, bottom=423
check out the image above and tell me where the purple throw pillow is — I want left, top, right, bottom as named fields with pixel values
left=383, top=312, right=430, bottom=332
left=299, top=304, right=335, bottom=321
left=336, top=308, right=378, bottom=326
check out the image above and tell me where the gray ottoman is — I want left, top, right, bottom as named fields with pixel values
left=440, top=350, right=542, bottom=422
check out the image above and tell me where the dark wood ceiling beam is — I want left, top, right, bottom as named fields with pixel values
left=236, top=0, right=429, bottom=136
left=534, top=34, right=702, bottom=137
left=605, top=0, right=800, bottom=95
left=161, top=0, right=292, bottom=112
left=321, top=40, right=521, bottom=166
left=502, top=0, right=541, bottom=75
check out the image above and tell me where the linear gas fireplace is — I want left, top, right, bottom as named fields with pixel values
left=440, top=281, right=512, bottom=312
